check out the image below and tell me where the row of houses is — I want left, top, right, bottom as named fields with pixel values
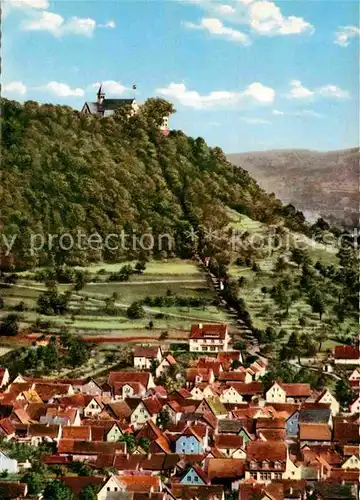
left=0, top=324, right=358, bottom=499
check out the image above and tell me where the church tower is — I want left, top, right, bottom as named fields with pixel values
left=97, top=84, right=105, bottom=105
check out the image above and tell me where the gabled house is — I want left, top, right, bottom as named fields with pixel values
left=349, top=395, right=360, bottom=414
left=217, top=351, right=243, bottom=370
left=219, top=385, right=243, bottom=404
left=266, top=383, right=311, bottom=404
left=349, top=367, right=360, bottom=381
left=214, top=434, right=245, bottom=458
left=299, top=423, right=332, bottom=446
left=245, top=440, right=287, bottom=483
left=206, top=458, right=245, bottom=491
left=175, top=425, right=208, bottom=454
left=315, top=390, right=340, bottom=416
left=130, top=397, right=163, bottom=426
left=84, top=397, right=106, bottom=418
left=285, top=410, right=300, bottom=437
left=156, top=355, right=177, bottom=378
left=341, top=454, right=360, bottom=470
left=180, top=465, right=208, bottom=485
left=185, top=368, right=215, bottom=388
left=133, top=346, right=163, bottom=370
left=108, top=371, right=155, bottom=392
left=189, top=323, right=231, bottom=353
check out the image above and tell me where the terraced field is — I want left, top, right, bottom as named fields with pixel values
left=1, top=259, right=235, bottom=342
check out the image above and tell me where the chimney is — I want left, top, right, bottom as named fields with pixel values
left=198, top=323, right=203, bottom=329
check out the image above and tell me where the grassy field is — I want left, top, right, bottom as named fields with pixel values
left=1, top=259, right=234, bottom=342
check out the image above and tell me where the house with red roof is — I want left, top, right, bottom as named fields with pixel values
left=189, top=323, right=231, bottom=353
left=134, top=346, right=163, bottom=370
left=266, top=382, right=312, bottom=404
left=245, top=441, right=288, bottom=483
left=156, top=354, right=178, bottom=378
left=334, top=345, right=359, bottom=366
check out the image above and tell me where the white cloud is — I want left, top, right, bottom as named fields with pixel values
left=4, top=0, right=48, bottom=9
left=249, top=1, right=313, bottom=35
left=242, top=82, right=275, bottom=103
left=99, top=20, right=116, bottom=29
left=214, top=4, right=236, bottom=14
left=91, top=81, right=127, bottom=95
left=41, top=81, right=84, bottom=97
left=272, top=109, right=284, bottom=115
left=22, top=11, right=96, bottom=36
left=2, top=81, right=27, bottom=95
left=288, top=80, right=314, bottom=99
left=334, top=26, right=360, bottom=47
left=157, top=81, right=275, bottom=109
left=288, top=80, right=350, bottom=100
left=183, top=0, right=313, bottom=41
left=317, top=84, right=350, bottom=99
left=185, top=17, right=251, bottom=44
left=64, top=17, right=96, bottom=36
left=242, top=117, right=271, bottom=124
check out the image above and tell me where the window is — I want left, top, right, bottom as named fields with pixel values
left=114, top=487, right=118, bottom=492
left=194, top=476, right=198, bottom=482
left=107, top=487, right=110, bottom=491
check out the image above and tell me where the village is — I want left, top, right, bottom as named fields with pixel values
left=0, top=323, right=358, bottom=500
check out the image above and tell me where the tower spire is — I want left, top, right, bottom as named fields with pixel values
left=97, top=83, right=105, bottom=104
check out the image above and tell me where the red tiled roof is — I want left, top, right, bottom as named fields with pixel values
left=329, top=469, right=360, bottom=482
left=58, top=439, right=126, bottom=455
left=280, top=383, right=311, bottom=397
left=256, top=418, right=286, bottom=429
left=61, top=476, right=105, bottom=496
left=258, top=429, right=287, bottom=440
left=61, top=426, right=91, bottom=440
left=34, top=382, right=72, bottom=401
left=228, top=382, right=263, bottom=395
left=28, top=423, right=59, bottom=438
left=171, top=484, right=224, bottom=500
left=334, top=345, right=359, bottom=360
left=116, top=475, right=161, bottom=493
left=0, top=481, right=27, bottom=499
left=239, top=483, right=284, bottom=500
left=333, top=420, right=360, bottom=443
left=108, top=371, right=151, bottom=388
left=206, top=458, right=245, bottom=480
left=246, top=440, right=287, bottom=462
left=134, top=346, right=160, bottom=358
left=142, top=396, right=163, bottom=415
left=299, top=423, right=332, bottom=441
left=190, top=323, right=227, bottom=340
left=220, top=372, right=248, bottom=382
left=186, top=368, right=213, bottom=383
left=0, top=418, right=14, bottom=435
left=214, top=434, right=244, bottom=449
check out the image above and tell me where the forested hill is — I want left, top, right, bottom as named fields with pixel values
left=1, top=98, right=305, bottom=268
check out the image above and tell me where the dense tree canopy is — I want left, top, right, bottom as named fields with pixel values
left=1, top=97, right=294, bottom=269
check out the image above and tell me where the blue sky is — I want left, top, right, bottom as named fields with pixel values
left=3, top=0, right=359, bottom=152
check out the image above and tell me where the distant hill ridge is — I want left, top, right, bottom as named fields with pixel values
left=228, top=147, right=359, bottom=226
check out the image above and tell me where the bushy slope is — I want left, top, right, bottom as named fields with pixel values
left=1, top=98, right=293, bottom=268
